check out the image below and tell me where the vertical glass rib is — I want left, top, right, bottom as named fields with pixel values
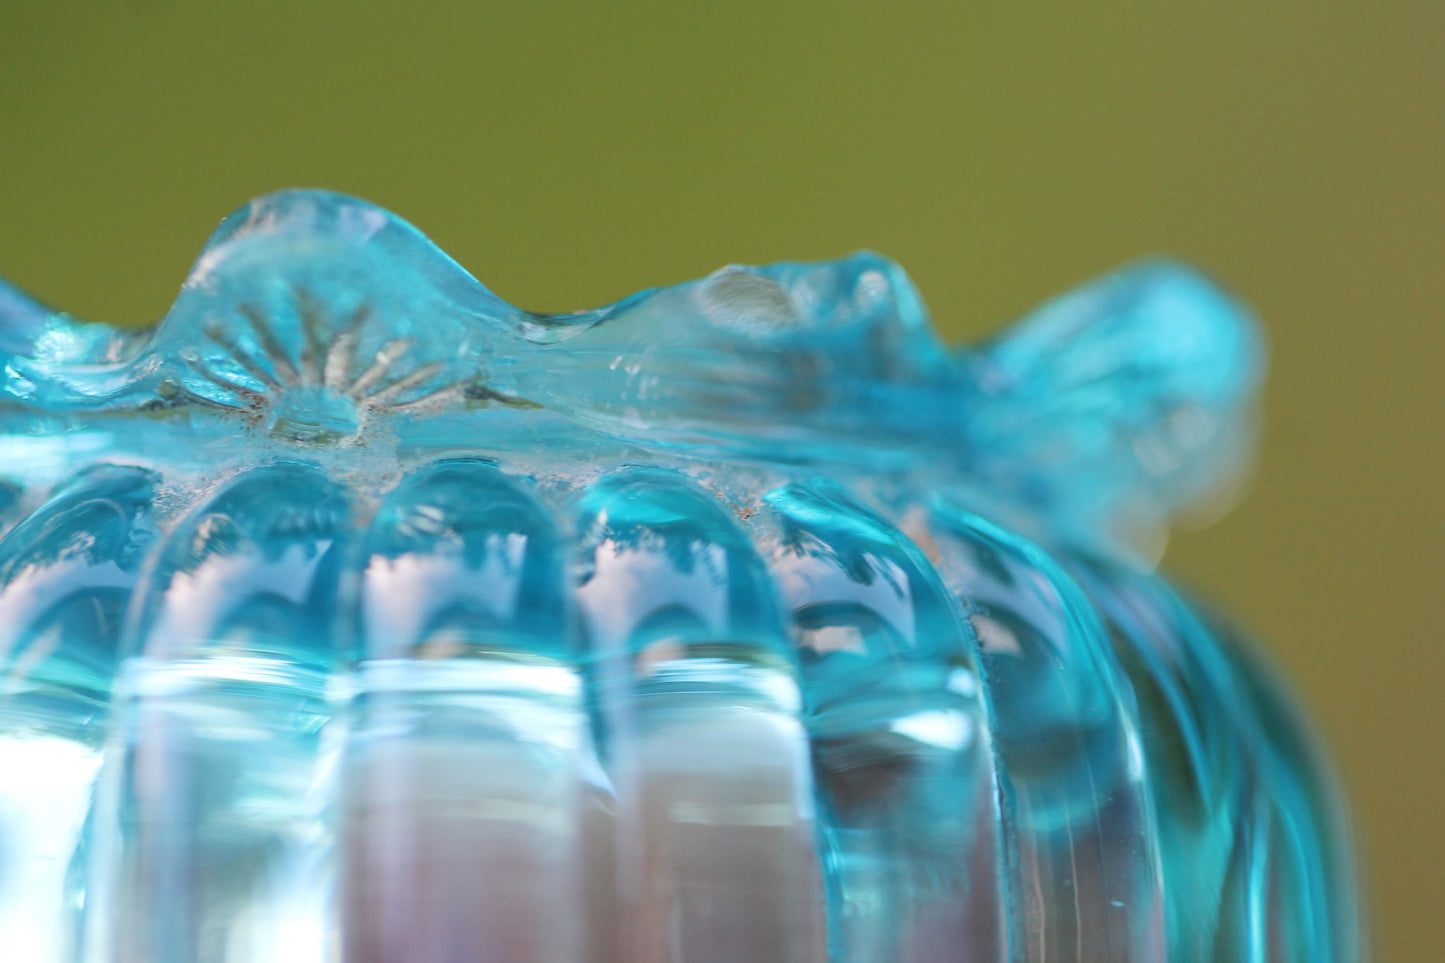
left=926, top=502, right=1165, bottom=962
left=86, top=463, right=348, bottom=963
left=340, top=458, right=601, bottom=963
left=1070, top=559, right=1360, bottom=962
left=763, top=484, right=1007, bottom=963
left=575, top=468, right=826, bottom=963
left=0, top=466, right=158, bottom=963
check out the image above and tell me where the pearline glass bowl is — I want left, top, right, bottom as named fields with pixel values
left=0, top=190, right=1360, bottom=962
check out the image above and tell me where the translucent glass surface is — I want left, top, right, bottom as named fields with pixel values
left=0, top=190, right=1359, bottom=962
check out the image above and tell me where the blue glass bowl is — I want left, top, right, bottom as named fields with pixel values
left=0, top=191, right=1359, bottom=962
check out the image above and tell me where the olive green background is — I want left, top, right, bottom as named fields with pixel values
left=2, top=2, right=1440, bottom=957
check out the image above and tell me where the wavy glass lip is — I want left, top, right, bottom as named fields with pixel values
left=0, top=188, right=1261, bottom=561
left=0, top=190, right=1360, bottom=963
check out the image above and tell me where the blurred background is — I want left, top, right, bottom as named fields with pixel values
left=1, top=2, right=1439, bottom=957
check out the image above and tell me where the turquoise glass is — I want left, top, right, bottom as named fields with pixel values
left=0, top=190, right=1360, bottom=962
